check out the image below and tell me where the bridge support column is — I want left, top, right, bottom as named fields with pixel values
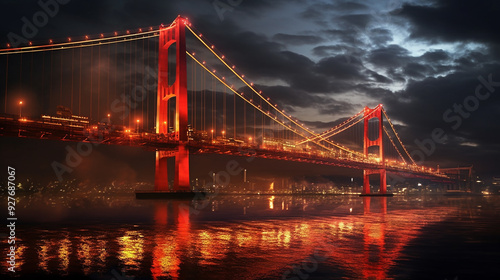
left=153, top=16, right=191, bottom=193
left=174, top=144, right=190, bottom=191
left=362, top=105, right=388, bottom=196
left=363, top=169, right=387, bottom=195
left=155, top=151, right=169, bottom=191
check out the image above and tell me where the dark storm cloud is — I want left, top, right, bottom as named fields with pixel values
left=368, top=44, right=411, bottom=69
left=337, top=14, right=373, bottom=29
left=237, top=84, right=357, bottom=120
left=403, top=62, right=433, bottom=79
left=453, top=51, right=490, bottom=71
left=192, top=16, right=374, bottom=94
left=300, top=1, right=368, bottom=20
left=381, top=63, right=500, bottom=172
left=334, top=2, right=369, bottom=12
left=273, top=33, right=325, bottom=45
left=315, top=55, right=365, bottom=80
left=369, top=28, right=393, bottom=46
left=365, top=70, right=392, bottom=84
left=253, top=85, right=329, bottom=108
left=322, top=28, right=365, bottom=46
left=398, top=0, right=500, bottom=45
left=312, top=44, right=366, bottom=58
left=420, top=50, right=450, bottom=62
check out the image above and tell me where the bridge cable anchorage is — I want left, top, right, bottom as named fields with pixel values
left=186, top=25, right=364, bottom=157
left=381, top=108, right=417, bottom=166
left=186, top=51, right=357, bottom=156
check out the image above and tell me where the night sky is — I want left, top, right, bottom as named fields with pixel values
left=1, top=0, right=499, bottom=179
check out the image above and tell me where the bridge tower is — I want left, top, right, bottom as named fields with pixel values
left=362, top=105, right=387, bottom=195
left=155, top=16, right=190, bottom=192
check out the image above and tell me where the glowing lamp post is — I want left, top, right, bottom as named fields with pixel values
left=136, top=119, right=140, bottom=133
left=222, top=130, right=226, bottom=139
left=211, top=129, right=214, bottom=143
left=18, top=101, right=23, bottom=118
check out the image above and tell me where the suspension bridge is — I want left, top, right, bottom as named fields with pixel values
left=0, top=16, right=451, bottom=196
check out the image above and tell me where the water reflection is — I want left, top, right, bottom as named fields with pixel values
left=3, top=195, right=492, bottom=279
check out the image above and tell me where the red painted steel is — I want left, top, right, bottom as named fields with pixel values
left=363, top=105, right=387, bottom=194
left=155, top=16, right=190, bottom=192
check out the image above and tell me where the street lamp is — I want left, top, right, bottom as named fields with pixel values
left=136, top=119, right=140, bottom=133
left=211, top=129, right=214, bottom=143
left=222, top=130, right=225, bottom=139
left=18, top=101, right=23, bottom=118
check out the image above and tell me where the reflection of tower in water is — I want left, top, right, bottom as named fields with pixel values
left=151, top=201, right=191, bottom=280
left=362, top=197, right=388, bottom=279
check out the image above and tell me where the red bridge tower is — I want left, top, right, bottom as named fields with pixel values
left=154, top=16, right=190, bottom=192
left=363, top=105, right=387, bottom=195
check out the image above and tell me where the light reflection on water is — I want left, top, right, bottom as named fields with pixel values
left=1, top=195, right=499, bottom=279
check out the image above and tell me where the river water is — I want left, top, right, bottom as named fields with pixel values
left=1, top=194, right=500, bottom=280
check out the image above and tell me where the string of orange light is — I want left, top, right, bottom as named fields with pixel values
left=0, top=28, right=160, bottom=55
left=383, top=125, right=407, bottom=164
left=186, top=25, right=364, bottom=157
left=186, top=51, right=347, bottom=155
left=382, top=108, right=417, bottom=165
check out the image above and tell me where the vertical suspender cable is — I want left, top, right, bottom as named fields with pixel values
left=71, top=49, right=74, bottom=112
left=146, top=37, right=149, bottom=129
left=123, top=41, right=126, bottom=127
left=60, top=51, right=63, bottom=106
left=223, top=84, right=226, bottom=135
left=233, top=88, right=236, bottom=139
left=79, top=48, right=82, bottom=115
left=4, top=55, right=8, bottom=113
left=90, top=47, right=93, bottom=120
left=50, top=51, right=53, bottom=111
left=107, top=44, right=110, bottom=120
left=97, top=45, right=101, bottom=120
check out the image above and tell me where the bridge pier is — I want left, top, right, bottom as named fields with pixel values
left=154, top=151, right=169, bottom=191
left=174, top=144, right=190, bottom=191
left=362, top=169, right=387, bottom=195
